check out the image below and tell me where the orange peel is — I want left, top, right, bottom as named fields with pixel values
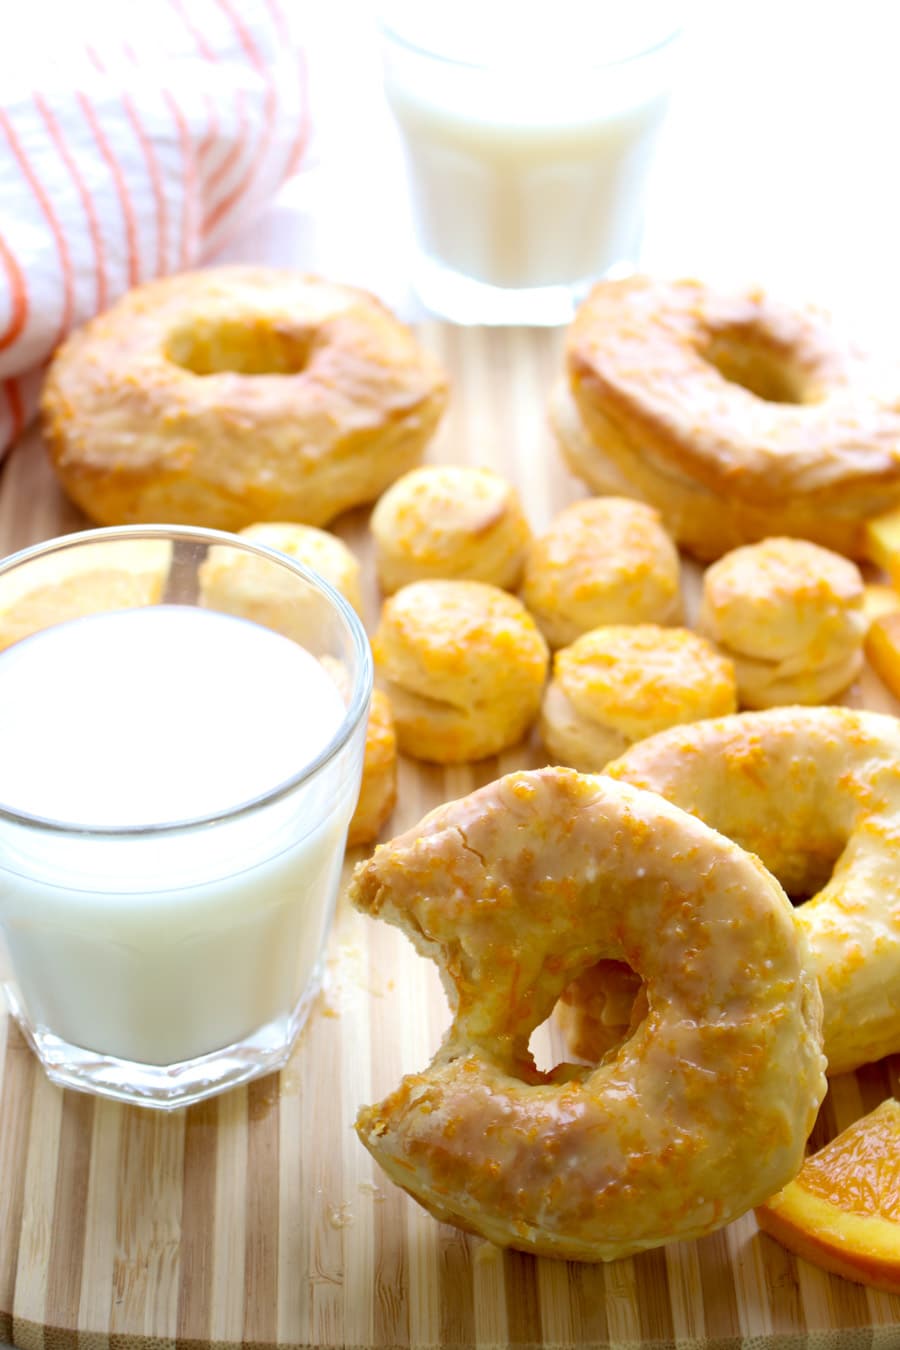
left=757, top=1098, right=900, bottom=1294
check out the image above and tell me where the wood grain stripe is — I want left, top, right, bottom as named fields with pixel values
left=505, top=1250, right=542, bottom=1346
left=13, top=1072, right=64, bottom=1342
left=0, top=1017, right=24, bottom=1348
left=695, top=1229, right=741, bottom=1344
left=208, top=1086, right=246, bottom=1344
left=367, top=920, right=409, bottom=1349
left=77, top=1099, right=123, bottom=1348
left=45, top=1091, right=94, bottom=1350
left=664, top=1240, right=706, bottom=1344
left=176, top=1098, right=218, bottom=1346
left=243, top=1076, right=280, bottom=1346
left=111, top=1108, right=185, bottom=1339
left=569, top=1265, right=609, bottom=1348
left=276, top=1045, right=306, bottom=1345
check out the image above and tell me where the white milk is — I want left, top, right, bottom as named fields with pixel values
left=0, top=606, right=359, bottom=1066
left=381, top=2, right=679, bottom=307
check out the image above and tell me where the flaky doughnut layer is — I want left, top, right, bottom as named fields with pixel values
left=698, top=537, right=865, bottom=707
left=554, top=277, right=900, bottom=560
left=521, top=497, right=681, bottom=649
left=41, top=267, right=448, bottom=530
left=372, top=580, right=548, bottom=762
left=540, top=624, right=737, bottom=771
left=350, top=768, right=825, bottom=1261
left=371, top=466, right=531, bottom=594
left=606, top=707, right=900, bottom=1074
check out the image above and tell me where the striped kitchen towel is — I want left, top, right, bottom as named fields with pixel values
left=0, top=0, right=311, bottom=457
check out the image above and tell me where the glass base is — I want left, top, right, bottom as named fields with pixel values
left=3, top=970, right=323, bottom=1110
left=413, top=253, right=601, bottom=327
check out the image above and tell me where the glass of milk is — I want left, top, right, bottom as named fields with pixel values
left=0, top=526, right=372, bottom=1109
left=378, top=0, right=682, bottom=325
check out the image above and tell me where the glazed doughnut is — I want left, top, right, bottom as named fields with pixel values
left=521, top=497, right=681, bottom=649
left=347, top=689, right=398, bottom=848
left=698, top=537, right=865, bottom=707
left=372, top=580, right=549, bottom=763
left=0, top=539, right=171, bottom=652
left=198, top=522, right=363, bottom=646
left=540, top=624, right=737, bottom=772
left=41, top=267, right=448, bottom=530
left=371, top=465, right=531, bottom=594
left=350, top=767, right=825, bottom=1261
left=602, top=707, right=900, bottom=1074
left=552, top=276, right=900, bottom=561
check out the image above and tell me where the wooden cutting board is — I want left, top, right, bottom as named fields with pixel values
left=2, top=323, right=900, bottom=1350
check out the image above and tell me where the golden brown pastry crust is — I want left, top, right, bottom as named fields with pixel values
left=521, top=497, right=681, bottom=649
left=350, top=767, right=825, bottom=1261
left=554, top=277, right=900, bottom=560
left=372, top=579, right=548, bottom=762
left=605, top=706, right=900, bottom=1074
left=371, top=465, right=531, bottom=594
left=540, top=624, right=737, bottom=771
left=41, top=267, right=448, bottom=530
left=347, top=689, right=398, bottom=848
left=698, top=537, right=865, bottom=707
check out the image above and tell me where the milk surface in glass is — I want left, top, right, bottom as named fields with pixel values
left=380, top=1, right=681, bottom=324
left=0, top=603, right=363, bottom=1096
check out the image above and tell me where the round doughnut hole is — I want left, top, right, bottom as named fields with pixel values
left=165, top=319, right=314, bottom=376
left=534, top=959, right=644, bottom=1073
left=700, top=326, right=812, bottom=404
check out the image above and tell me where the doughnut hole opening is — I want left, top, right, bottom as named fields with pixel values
left=532, top=959, right=645, bottom=1074
left=700, top=326, right=815, bottom=404
left=165, top=319, right=314, bottom=376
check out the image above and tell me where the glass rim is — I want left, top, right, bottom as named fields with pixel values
left=0, top=524, right=373, bottom=838
left=376, top=13, right=682, bottom=73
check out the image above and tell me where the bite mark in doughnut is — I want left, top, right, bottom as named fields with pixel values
left=350, top=767, right=825, bottom=1261
left=604, top=706, right=900, bottom=1075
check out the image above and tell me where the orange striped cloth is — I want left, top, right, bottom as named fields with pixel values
left=0, top=0, right=311, bottom=457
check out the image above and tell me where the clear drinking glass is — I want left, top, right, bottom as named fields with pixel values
left=0, top=526, right=371, bottom=1110
left=379, top=1, right=682, bottom=326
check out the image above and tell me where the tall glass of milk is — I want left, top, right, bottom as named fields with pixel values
left=0, top=526, right=372, bottom=1109
left=379, top=1, right=682, bottom=325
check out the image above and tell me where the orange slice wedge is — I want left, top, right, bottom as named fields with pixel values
left=866, top=613, right=900, bottom=701
left=864, top=583, right=900, bottom=626
left=756, top=1098, right=900, bottom=1293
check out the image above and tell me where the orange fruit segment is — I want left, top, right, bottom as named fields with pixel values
left=864, top=583, right=900, bottom=626
left=864, top=506, right=900, bottom=587
left=756, top=1098, right=900, bottom=1293
left=865, top=612, right=900, bottom=701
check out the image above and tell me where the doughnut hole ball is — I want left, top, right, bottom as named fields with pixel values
left=540, top=624, right=737, bottom=772
left=698, top=537, right=866, bottom=708
left=521, top=497, right=682, bottom=650
left=370, top=465, right=532, bottom=594
left=372, top=580, right=549, bottom=763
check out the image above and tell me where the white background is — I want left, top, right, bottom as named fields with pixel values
left=225, top=0, right=900, bottom=346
